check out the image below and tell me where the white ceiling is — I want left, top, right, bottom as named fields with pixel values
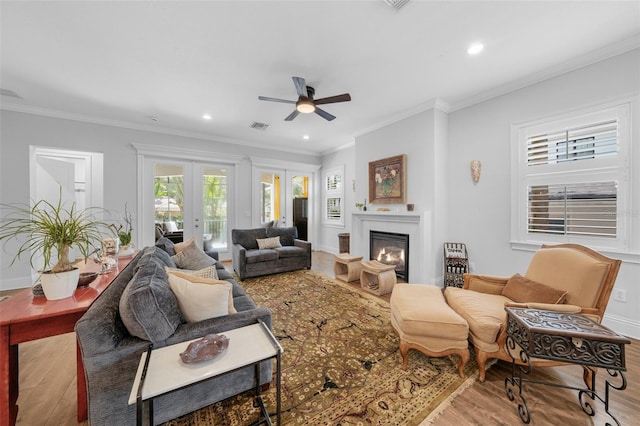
left=2, top=1, right=639, bottom=155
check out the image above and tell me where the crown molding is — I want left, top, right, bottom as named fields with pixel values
left=449, top=35, right=640, bottom=112
left=353, top=97, right=450, bottom=140
left=0, top=102, right=322, bottom=157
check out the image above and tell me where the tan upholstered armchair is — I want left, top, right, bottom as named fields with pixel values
left=444, top=244, right=621, bottom=383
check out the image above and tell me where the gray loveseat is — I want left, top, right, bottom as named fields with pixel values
left=231, top=226, right=311, bottom=280
left=75, top=237, right=272, bottom=425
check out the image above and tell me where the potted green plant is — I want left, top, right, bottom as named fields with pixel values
left=114, top=203, right=135, bottom=257
left=0, top=189, right=114, bottom=300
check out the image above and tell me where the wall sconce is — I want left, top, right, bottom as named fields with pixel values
left=470, top=160, right=481, bottom=183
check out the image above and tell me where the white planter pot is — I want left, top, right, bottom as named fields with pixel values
left=40, top=268, right=80, bottom=300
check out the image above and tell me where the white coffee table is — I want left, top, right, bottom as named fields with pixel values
left=129, top=320, right=282, bottom=425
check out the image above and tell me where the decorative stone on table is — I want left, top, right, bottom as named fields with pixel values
left=179, top=334, right=229, bottom=363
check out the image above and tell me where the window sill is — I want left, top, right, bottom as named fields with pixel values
left=510, top=241, right=640, bottom=264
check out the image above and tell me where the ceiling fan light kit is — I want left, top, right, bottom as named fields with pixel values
left=259, top=76, right=351, bottom=122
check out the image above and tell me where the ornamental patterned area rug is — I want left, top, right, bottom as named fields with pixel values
left=163, top=270, right=480, bottom=426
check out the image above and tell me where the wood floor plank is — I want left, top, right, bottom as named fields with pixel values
left=3, top=250, right=638, bottom=425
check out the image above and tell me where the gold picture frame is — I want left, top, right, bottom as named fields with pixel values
left=368, top=154, right=407, bottom=204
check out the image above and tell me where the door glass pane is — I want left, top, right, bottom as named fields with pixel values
left=202, top=167, right=228, bottom=250
left=154, top=164, right=184, bottom=241
left=260, top=172, right=280, bottom=223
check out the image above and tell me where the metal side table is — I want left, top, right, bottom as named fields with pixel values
left=504, top=307, right=629, bottom=425
left=129, top=320, right=282, bottom=426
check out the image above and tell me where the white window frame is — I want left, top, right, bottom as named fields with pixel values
left=511, top=102, right=631, bottom=253
left=323, top=165, right=345, bottom=227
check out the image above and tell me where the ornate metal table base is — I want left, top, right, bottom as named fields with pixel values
left=504, top=308, right=629, bottom=425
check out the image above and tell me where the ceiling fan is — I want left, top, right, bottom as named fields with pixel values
left=259, top=76, right=351, bottom=121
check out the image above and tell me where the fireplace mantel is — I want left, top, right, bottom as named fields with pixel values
left=351, top=211, right=431, bottom=283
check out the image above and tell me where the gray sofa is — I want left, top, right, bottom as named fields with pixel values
left=75, top=237, right=272, bottom=425
left=231, top=226, right=311, bottom=280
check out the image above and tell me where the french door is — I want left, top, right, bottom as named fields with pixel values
left=254, top=167, right=313, bottom=241
left=144, top=159, right=232, bottom=254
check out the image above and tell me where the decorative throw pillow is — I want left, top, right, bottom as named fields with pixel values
left=173, top=237, right=196, bottom=254
left=501, top=273, right=568, bottom=304
left=166, top=265, right=219, bottom=280
left=119, top=262, right=182, bottom=342
left=166, top=268, right=236, bottom=314
left=266, top=226, right=297, bottom=246
left=167, top=271, right=235, bottom=322
left=172, top=239, right=216, bottom=270
left=256, top=236, right=282, bottom=250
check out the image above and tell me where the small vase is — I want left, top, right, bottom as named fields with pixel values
left=119, top=244, right=135, bottom=258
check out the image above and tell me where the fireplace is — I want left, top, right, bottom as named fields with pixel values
left=370, top=231, right=409, bottom=281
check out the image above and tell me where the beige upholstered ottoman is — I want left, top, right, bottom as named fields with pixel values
left=390, top=283, right=470, bottom=377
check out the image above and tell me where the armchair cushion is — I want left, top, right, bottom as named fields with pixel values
left=501, top=273, right=567, bottom=304
left=445, top=287, right=510, bottom=347
left=525, top=247, right=611, bottom=307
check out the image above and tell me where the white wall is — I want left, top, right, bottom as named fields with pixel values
left=319, top=48, right=640, bottom=338
left=0, top=111, right=320, bottom=290
left=447, top=48, right=640, bottom=338
left=315, top=144, right=355, bottom=253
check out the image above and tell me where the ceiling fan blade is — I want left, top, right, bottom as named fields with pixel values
left=314, top=93, right=351, bottom=105
left=258, top=96, right=296, bottom=104
left=284, top=110, right=300, bottom=121
left=292, top=76, right=307, bottom=98
left=314, top=107, right=336, bottom=121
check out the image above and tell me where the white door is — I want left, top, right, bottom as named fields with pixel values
left=146, top=159, right=232, bottom=253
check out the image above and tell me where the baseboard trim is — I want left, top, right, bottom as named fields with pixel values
left=1, top=275, right=32, bottom=292
left=603, top=313, right=640, bottom=340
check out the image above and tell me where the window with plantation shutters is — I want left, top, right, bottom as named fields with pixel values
left=323, top=166, right=344, bottom=226
left=511, top=102, right=630, bottom=251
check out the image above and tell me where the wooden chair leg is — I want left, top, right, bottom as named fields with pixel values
left=457, top=348, right=471, bottom=378
left=476, top=349, right=489, bottom=382
left=399, top=340, right=409, bottom=370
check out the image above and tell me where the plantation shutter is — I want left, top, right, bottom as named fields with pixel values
left=528, top=181, right=617, bottom=237
left=527, top=120, right=617, bottom=166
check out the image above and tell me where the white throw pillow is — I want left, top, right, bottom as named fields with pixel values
left=167, top=271, right=236, bottom=322
left=256, top=236, right=282, bottom=249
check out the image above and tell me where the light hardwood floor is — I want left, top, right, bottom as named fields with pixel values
left=5, top=250, right=638, bottom=425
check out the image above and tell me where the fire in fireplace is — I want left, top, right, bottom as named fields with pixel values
left=369, top=231, right=409, bottom=281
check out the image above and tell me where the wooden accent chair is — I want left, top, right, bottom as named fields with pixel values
left=444, top=244, right=621, bottom=383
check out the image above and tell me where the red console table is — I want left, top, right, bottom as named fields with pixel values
left=0, top=254, right=136, bottom=426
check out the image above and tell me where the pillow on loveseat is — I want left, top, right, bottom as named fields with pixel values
left=119, top=261, right=182, bottom=342
left=266, top=226, right=298, bottom=246
left=501, top=273, right=567, bottom=304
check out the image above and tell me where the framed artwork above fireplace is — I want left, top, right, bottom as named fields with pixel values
left=368, top=154, right=406, bottom=204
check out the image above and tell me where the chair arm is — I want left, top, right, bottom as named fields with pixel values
left=231, top=243, right=247, bottom=279
left=294, top=239, right=312, bottom=268
left=463, top=273, right=510, bottom=294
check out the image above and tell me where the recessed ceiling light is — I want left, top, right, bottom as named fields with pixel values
left=202, top=113, right=212, bottom=120
left=467, top=42, right=484, bottom=56
left=303, top=135, right=310, bottom=140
